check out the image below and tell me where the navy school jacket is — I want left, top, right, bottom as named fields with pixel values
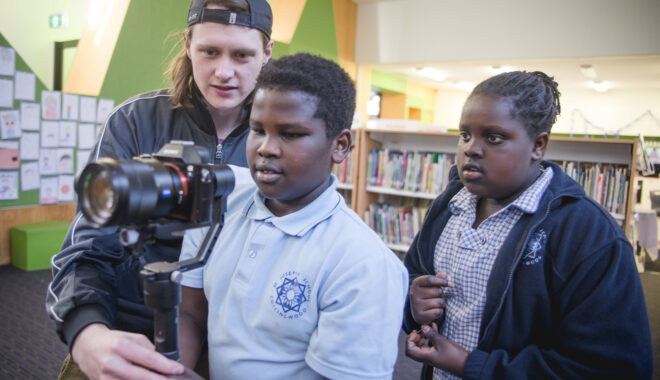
left=403, top=161, right=653, bottom=379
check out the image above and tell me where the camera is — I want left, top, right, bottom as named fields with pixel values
left=76, top=140, right=235, bottom=227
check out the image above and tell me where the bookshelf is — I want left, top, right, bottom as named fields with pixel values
left=352, top=128, right=638, bottom=254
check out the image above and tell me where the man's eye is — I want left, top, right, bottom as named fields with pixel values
left=250, top=128, right=265, bottom=135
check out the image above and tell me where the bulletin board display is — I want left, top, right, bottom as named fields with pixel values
left=0, top=34, right=115, bottom=209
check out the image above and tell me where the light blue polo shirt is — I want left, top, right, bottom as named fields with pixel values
left=180, top=175, right=409, bottom=380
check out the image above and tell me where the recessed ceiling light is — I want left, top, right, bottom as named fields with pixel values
left=589, top=80, right=610, bottom=92
left=488, top=65, right=512, bottom=75
left=453, top=81, right=474, bottom=92
left=414, top=67, right=446, bottom=82
left=580, top=64, right=598, bottom=79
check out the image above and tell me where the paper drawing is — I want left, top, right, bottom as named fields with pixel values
left=20, top=161, right=39, bottom=191
left=0, top=171, right=18, bottom=200
left=20, top=102, right=39, bottom=130
left=41, top=90, right=61, bottom=120
left=62, top=93, right=80, bottom=120
left=80, top=96, right=96, bottom=122
left=14, top=71, right=35, bottom=101
left=0, top=109, right=21, bottom=139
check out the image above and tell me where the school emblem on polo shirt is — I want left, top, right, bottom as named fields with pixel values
left=522, top=229, right=546, bottom=266
left=270, top=271, right=311, bottom=319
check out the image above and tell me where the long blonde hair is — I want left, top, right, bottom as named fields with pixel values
left=165, top=0, right=270, bottom=108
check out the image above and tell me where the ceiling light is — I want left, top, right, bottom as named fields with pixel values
left=488, top=65, right=512, bottom=75
left=453, top=81, right=474, bottom=92
left=415, top=67, right=446, bottom=82
left=589, top=80, right=610, bottom=92
left=580, top=64, right=598, bottom=79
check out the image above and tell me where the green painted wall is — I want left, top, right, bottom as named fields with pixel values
left=371, top=70, right=407, bottom=94
left=101, top=0, right=343, bottom=105
left=0, top=33, right=49, bottom=208
left=272, top=0, right=339, bottom=61
left=99, top=0, right=188, bottom=103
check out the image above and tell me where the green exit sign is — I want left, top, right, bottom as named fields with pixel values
left=49, top=13, right=68, bottom=29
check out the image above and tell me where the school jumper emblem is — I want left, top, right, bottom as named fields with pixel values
left=522, top=229, right=546, bottom=266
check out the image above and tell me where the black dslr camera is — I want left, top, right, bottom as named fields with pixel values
left=76, top=141, right=234, bottom=366
left=77, top=140, right=234, bottom=228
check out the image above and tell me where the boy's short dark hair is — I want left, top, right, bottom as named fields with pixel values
left=470, top=71, right=561, bottom=137
left=254, top=53, right=356, bottom=138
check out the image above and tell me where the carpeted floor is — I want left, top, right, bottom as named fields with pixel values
left=0, top=264, right=657, bottom=379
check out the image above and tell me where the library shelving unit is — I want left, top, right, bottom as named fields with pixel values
left=352, top=127, right=638, bottom=255
left=355, top=128, right=460, bottom=255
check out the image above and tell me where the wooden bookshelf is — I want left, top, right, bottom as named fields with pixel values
left=351, top=127, right=637, bottom=253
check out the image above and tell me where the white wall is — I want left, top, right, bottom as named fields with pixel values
left=0, top=0, right=90, bottom=89
left=356, top=0, right=660, bottom=64
left=434, top=87, right=660, bottom=137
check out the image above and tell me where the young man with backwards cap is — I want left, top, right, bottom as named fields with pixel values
left=46, top=1, right=273, bottom=378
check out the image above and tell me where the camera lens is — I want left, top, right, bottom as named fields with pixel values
left=77, top=158, right=178, bottom=227
left=81, top=167, right=117, bottom=225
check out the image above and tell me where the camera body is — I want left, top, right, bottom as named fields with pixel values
left=77, top=140, right=235, bottom=227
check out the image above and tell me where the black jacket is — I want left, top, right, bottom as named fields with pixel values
left=403, top=161, right=653, bottom=379
left=46, top=88, right=250, bottom=349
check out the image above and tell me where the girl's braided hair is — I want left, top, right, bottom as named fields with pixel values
left=470, top=71, right=561, bottom=137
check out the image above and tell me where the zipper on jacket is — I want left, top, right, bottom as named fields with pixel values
left=215, top=142, right=223, bottom=161
left=479, top=197, right=556, bottom=345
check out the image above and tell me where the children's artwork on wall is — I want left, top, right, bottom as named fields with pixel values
left=39, top=176, right=58, bottom=204
left=80, top=96, right=96, bottom=123
left=0, top=41, right=119, bottom=209
left=14, top=71, right=35, bottom=101
left=39, top=148, right=57, bottom=175
left=20, top=161, right=39, bottom=191
left=0, top=171, right=18, bottom=200
left=0, top=109, right=20, bottom=138
left=0, top=140, right=19, bottom=168
left=0, top=78, right=13, bottom=108
left=62, top=93, right=79, bottom=120
left=78, top=123, right=96, bottom=149
left=20, top=102, right=39, bottom=130
left=59, top=121, right=76, bottom=147
left=76, top=149, right=91, bottom=176
left=41, top=90, right=61, bottom=120
left=56, top=148, right=74, bottom=174
left=58, top=175, right=74, bottom=202
left=40, top=121, right=59, bottom=147
left=20, top=133, right=39, bottom=160
left=96, top=98, right=115, bottom=123
left=0, top=46, right=15, bottom=76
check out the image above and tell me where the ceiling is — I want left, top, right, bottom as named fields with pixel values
left=366, top=55, right=660, bottom=93
left=351, top=0, right=660, bottom=93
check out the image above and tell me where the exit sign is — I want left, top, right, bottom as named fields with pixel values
left=49, top=13, right=69, bottom=29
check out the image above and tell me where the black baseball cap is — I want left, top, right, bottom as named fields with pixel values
left=187, top=0, right=273, bottom=38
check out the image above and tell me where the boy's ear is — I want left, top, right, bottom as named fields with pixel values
left=531, top=132, right=549, bottom=161
left=331, top=129, right=353, bottom=164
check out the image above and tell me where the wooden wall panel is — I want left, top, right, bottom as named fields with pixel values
left=0, top=204, right=76, bottom=266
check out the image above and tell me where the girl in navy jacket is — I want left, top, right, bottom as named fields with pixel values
left=404, top=71, right=653, bottom=379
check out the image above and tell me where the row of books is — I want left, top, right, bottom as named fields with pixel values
left=559, top=161, right=629, bottom=216
left=366, top=149, right=455, bottom=194
left=364, top=201, right=431, bottom=248
left=332, top=153, right=353, bottom=185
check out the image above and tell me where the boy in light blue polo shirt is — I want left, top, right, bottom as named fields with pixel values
left=178, top=53, right=409, bottom=380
